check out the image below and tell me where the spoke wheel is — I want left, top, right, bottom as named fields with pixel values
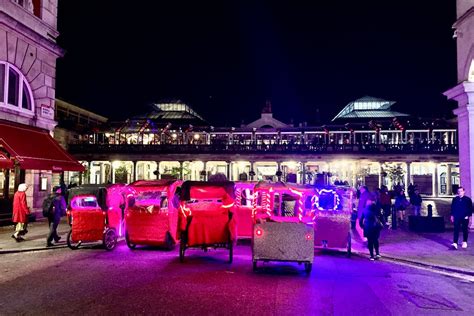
left=66, top=230, right=80, bottom=250
left=103, top=229, right=117, bottom=251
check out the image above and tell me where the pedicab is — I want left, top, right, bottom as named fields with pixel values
left=233, top=181, right=257, bottom=239
left=124, top=179, right=182, bottom=250
left=66, top=184, right=126, bottom=251
left=252, top=181, right=315, bottom=274
left=312, top=185, right=355, bottom=256
left=178, top=181, right=236, bottom=263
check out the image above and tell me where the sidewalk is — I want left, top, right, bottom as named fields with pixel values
left=0, top=217, right=70, bottom=254
left=351, top=225, right=474, bottom=276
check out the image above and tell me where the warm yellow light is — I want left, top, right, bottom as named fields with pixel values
left=171, top=133, right=177, bottom=139
left=112, top=161, right=121, bottom=169
left=193, top=134, right=200, bottom=140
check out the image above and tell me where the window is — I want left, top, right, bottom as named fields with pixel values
left=0, top=62, right=34, bottom=113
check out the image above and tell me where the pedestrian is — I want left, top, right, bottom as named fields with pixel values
left=11, top=183, right=30, bottom=242
left=379, top=186, right=392, bottom=225
left=46, top=187, right=66, bottom=247
left=450, top=187, right=473, bottom=249
left=410, top=189, right=423, bottom=216
left=394, top=189, right=409, bottom=224
left=357, top=186, right=371, bottom=241
left=359, top=194, right=383, bottom=261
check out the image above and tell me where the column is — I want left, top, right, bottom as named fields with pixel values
left=444, top=82, right=474, bottom=197
left=99, top=163, right=104, bottom=184
left=300, top=162, right=306, bottom=184
left=202, top=161, right=208, bottom=181
left=155, top=161, right=161, bottom=179
left=226, top=161, right=231, bottom=180
left=249, top=161, right=255, bottom=181
left=405, top=161, right=411, bottom=190
left=132, top=161, right=137, bottom=182
left=179, top=161, right=184, bottom=180
left=110, top=162, right=115, bottom=184
left=432, top=163, right=438, bottom=197
left=277, top=161, right=282, bottom=182
left=89, top=161, right=94, bottom=184
left=378, top=162, right=383, bottom=188
left=446, top=163, right=452, bottom=195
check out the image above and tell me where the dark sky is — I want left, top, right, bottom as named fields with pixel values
left=56, top=1, right=458, bottom=126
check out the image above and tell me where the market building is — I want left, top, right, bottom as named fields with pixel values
left=0, top=1, right=84, bottom=220
left=66, top=98, right=459, bottom=198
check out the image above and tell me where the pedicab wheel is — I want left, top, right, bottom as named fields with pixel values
left=304, top=262, right=312, bottom=275
left=125, top=231, right=136, bottom=249
left=66, top=230, right=80, bottom=250
left=103, top=228, right=117, bottom=251
left=347, top=232, right=352, bottom=257
left=228, top=242, right=233, bottom=263
left=164, top=232, right=174, bottom=250
left=179, top=241, right=186, bottom=263
left=252, top=260, right=258, bottom=272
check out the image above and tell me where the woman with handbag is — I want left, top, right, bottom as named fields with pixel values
left=359, top=194, right=383, bottom=261
left=395, top=189, right=410, bottom=225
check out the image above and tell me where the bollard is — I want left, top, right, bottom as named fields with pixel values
left=391, top=205, right=397, bottom=230
left=427, top=204, right=433, bottom=217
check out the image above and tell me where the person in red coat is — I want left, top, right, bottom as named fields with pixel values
left=12, top=183, right=30, bottom=242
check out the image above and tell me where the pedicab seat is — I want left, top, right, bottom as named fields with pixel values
left=71, top=208, right=106, bottom=241
left=126, top=205, right=170, bottom=244
left=186, top=205, right=233, bottom=246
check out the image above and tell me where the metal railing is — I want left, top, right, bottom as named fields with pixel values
left=68, top=143, right=458, bottom=155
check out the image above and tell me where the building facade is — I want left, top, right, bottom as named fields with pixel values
left=65, top=99, right=459, bottom=198
left=0, top=1, right=83, bottom=218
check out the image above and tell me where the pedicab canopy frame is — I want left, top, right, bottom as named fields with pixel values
left=312, top=185, right=355, bottom=255
left=124, top=179, right=182, bottom=249
left=178, top=181, right=236, bottom=263
left=251, top=181, right=315, bottom=274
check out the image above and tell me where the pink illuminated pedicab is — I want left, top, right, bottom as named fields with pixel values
left=252, top=181, right=315, bottom=274
left=66, top=184, right=126, bottom=251
left=313, top=185, right=355, bottom=256
left=178, top=181, right=236, bottom=263
left=124, top=180, right=182, bottom=250
left=233, top=181, right=258, bottom=239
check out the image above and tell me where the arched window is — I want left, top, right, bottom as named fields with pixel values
left=0, top=62, right=34, bottom=113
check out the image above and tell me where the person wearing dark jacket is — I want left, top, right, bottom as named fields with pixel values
left=450, top=187, right=473, bottom=249
left=46, top=188, right=66, bottom=247
left=410, top=189, right=423, bottom=216
left=359, top=195, right=383, bottom=260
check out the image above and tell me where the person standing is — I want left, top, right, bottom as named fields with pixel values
left=46, top=188, right=66, bottom=247
left=11, top=183, right=30, bottom=242
left=450, top=187, right=473, bottom=249
left=357, top=186, right=371, bottom=241
left=410, top=189, right=423, bottom=216
left=360, top=194, right=383, bottom=260
left=394, top=189, right=409, bottom=224
left=379, top=186, right=392, bottom=225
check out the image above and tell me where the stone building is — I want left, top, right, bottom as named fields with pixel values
left=0, top=1, right=83, bottom=219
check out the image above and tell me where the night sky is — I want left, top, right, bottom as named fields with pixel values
left=56, top=1, right=458, bottom=126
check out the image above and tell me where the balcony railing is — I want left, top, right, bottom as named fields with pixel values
left=68, top=143, right=459, bottom=155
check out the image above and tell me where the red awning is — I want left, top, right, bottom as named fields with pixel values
left=0, top=152, right=13, bottom=169
left=0, top=120, right=85, bottom=172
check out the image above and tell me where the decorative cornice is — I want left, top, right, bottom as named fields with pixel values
left=0, top=12, right=64, bottom=57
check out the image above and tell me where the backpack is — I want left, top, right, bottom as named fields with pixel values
left=42, top=196, right=54, bottom=217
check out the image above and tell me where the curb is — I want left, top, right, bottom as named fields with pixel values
left=0, top=244, right=68, bottom=254
left=349, top=243, right=474, bottom=277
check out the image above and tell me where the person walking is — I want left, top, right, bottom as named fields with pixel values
left=379, top=186, right=391, bottom=226
left=357, top=186, right=371, bottom=241
left=46, top=188, right=66, bottom=247
left=359, top=194, right=383, bottom=260
left=11, top=183, right=30, bottom=242
left=450, top=187, right=473, bottom=249
left=394, top=189, right=409, bottom=224
left=410, top=189, right=423, bottom=216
